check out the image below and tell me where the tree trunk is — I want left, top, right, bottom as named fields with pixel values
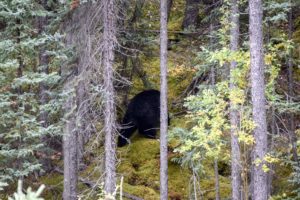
left=63, top=115, right=78, bottom=200
left=38, top=0, right=51, bottom=172
left=267, top=108, right=275, bottom=197
left=229, top=0, right=242, bottom=199
left=102, top=0, right=117, bottom=196
left=214, top=160, right=220, bottom=200
left=63, top=84, right=78, bottom=200
left=209, top=20, right=220, bottom=200
left=249, top=0, right=268, bottom=199
left=62, top=5, right=89, bottom=199
left=130, top=0, right=145, bottom=25
left=287, top=3, right=300, bottom=168
left=131, top=57, right=153, bottom=89
left=76, top=80, right=87, bottom=168
left=38, top=9, right=49, bottom=129
left=182, top=0, right=201, bottom=30
left=167, top=0, right=173, bottom=21
left=16, top=19, right=23, bottom=95
left=160, top=0, right=168, bottom=199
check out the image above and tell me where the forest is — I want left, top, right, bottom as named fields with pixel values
left=0, top=0, right=299, bottom=199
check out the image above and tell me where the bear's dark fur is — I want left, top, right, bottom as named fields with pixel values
left=118, top=89, right=165, bottom=147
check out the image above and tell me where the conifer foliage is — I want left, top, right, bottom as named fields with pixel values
left=0, top=0, right=67, bottom=188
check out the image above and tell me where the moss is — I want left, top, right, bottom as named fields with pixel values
left=168, top=162, right=190, bottom=199
left=39, top=173, right=64, bottom=199
left=122, top=183, right=159, bottom=199
left=116, top=116, right=232, bottom=199
left=80, top=162, right=102, bottom=180
left=118, top=135, right=192, bottom=199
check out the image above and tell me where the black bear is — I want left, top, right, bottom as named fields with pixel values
left=117, top=89, right=167, bottom=147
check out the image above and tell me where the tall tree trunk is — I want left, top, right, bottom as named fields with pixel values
left=160, top=0, right=168, bottom=199
left=229, top=0, right=242, bottom=199
left=209, top=20, right=220, bottom=200
left=182, top=0, right=201, bottom=29
left=267, top=108, right=275, bottom=197
left=214, top=160, right=220, bottom=200
left=38, top=0, right=51, bottom=172
left=16, top=19, right=23, bottom=95
left=62, top=10, right=80, bottom=198
left=287, top=2, right=300, bottom=168
left=63, top=92, right=78, bottom=200
left=130, top=0, right=145, bottom=25
left=102, top=0, right=117, bottom=196
left=266, top=22, right=275, bottom=197
left=249, top=0, right=268, bottom=199
left=76, top=79, right=87, bottom=168
left=38, top=1, right=49, bottom=129
left=74, top=3, right=91, bottom=168
left=62, top=5, right=89, bottom=199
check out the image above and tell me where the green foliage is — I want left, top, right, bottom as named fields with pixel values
left=0, top=0, right=69, bottom=188
left=170, top=82, right=229, bottom=171
left=264, top=1, right=291, bottom=23
left=288, top=163, right=300, bottom=199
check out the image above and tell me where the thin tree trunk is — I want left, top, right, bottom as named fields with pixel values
left=76, top=80, right=87, bottom=168
left=287, top=2, right=300, bottom=168
left=102, top=0, right=117, bottom=196
left=131, top=57, right=153, bottom=89
left=209, top=20, right=220, bottom=200
left=62, top=12, right=80, bottom=198
left=267, top=107, right=275, bottom=197
left=182, top=0, right=201, bottom=29
left=214, top=160, right=220, bottom=200
left=167, top=0, right=173, bottom=21
left=63, top=102, right=78, bottom=200
left=38, top=15, right=49, bottom=128
left=38, top=0, right=51, bottom=172
left=130, top=0, right=146, bottom=25
left=16, top=18, right=23, bottom=95
left=160, top=0, right=168, bottom=199
left=267, top=22, right=274, bottom=198
left=249, top=0, right=268, bottom=199
left=229, top=0, right=242, bottom=199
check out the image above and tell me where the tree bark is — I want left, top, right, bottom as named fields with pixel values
left=130, top=0, right=146, bottom=25
left=62, top=5, right=89, bottom=199
left=102, top=0, right=117, bottom=195
left=167, top=0, right=173, bottom=21
left=160, top=0, right=168, bottom=199
left=16, top=19, right=23, bottom=95
left=63, top=93, right=78, bottom=200
left=229, top=0, right=242, bottom=199
left=209, top=20, right=220, bottom=200
left=62, top=10, right=80, bottom=198
left=249, top=0, right=268, bottom=199
left=76, top=79, right=87, bottom=168
left=38, top=0, right=51, bottom=172
left=38, top=2, right=49, bottom=129
left=182, top=0, right=201, bottom=30
left=214, top=160, right=220, bottom=200
left=287, top=2, right=300, bottom=168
